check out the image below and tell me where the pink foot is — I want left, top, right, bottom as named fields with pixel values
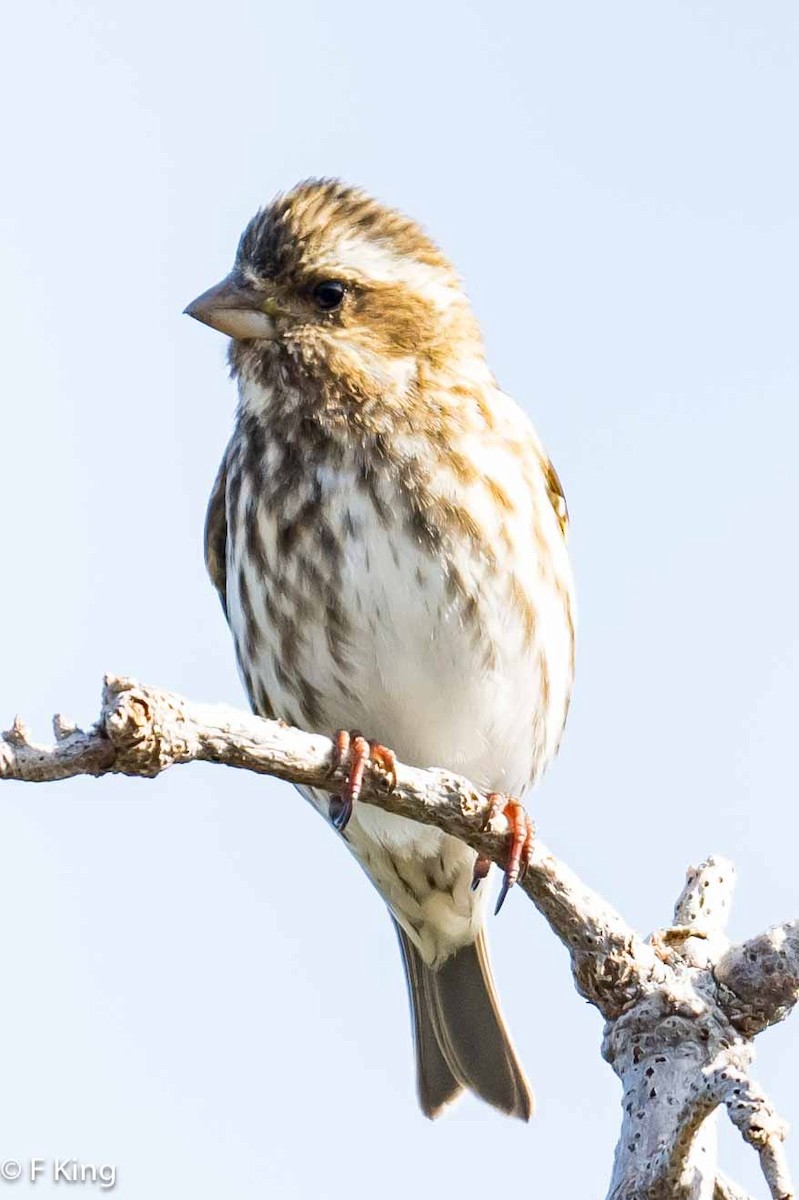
left=328, top=730, right=397, bottom=832
left=473, top=793, right=535, bottom=914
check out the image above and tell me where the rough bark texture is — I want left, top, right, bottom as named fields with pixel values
left=2, top=676, right=796, bottom=1199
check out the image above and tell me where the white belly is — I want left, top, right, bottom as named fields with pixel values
left=228, top=478, right=567, bottom=789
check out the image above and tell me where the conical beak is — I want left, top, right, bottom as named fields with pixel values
left=184, top=272, right=277, bottom=340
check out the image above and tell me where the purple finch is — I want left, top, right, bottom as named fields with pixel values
left=186, top=179, right=575, bottom=1120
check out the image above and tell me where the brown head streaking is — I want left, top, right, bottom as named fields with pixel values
left=187, top=178, right=575, bottom=1120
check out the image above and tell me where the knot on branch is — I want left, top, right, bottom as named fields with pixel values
left=572, top=936, right=658, bottom=1017
left=715, top=922, right=799, bottom=1038
left=101, top=676, right=193, bottom=776
left=602, top=981, right=749, bottom=1072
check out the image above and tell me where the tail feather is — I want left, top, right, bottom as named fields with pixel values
left=395, top=921, right=533, bottom=1120
left=396, top=924, right=463, bottom=1117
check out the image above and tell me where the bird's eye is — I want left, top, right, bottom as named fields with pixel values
left=313, top=280, right=346, bottom=311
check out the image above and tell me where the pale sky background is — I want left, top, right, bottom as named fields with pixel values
left=1, top=2, right=797, bottom=1196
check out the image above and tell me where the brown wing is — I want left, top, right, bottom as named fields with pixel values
left=204, top=450, right=230, bottom=617
left=543, top=457, right=569, bottom=538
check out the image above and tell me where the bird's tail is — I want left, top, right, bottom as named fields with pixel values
left=395, top=922, right=533, bottom=1120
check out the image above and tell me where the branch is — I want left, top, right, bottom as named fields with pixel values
left=0, top=674, right=661, bottom=1015
left=669, top=856, right=736, bottom=966
left=707, top=1065, right=794, bottom=1200
left=2, top=676, right=796, bottom=1200
left=715, top=922, right=799, bottom=1038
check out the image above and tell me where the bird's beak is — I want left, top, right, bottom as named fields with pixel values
left=184, top=272, right=278, bottom=340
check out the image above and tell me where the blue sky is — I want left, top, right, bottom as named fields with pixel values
left=1, top=2, right=797, bottom=1195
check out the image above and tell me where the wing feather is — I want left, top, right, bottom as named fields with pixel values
left=204, top=449, right=230, bottom=616
left=543, top=457, right=569, bottom=538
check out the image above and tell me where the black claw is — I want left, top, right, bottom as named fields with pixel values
left=329, top=796, right=351, bottom=832
left=494, top=875, right=512, bottom=916
left=472, top=854, right=491, bottom=892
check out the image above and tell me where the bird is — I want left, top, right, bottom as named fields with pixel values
left=185, top=179, right=575, bottom=1120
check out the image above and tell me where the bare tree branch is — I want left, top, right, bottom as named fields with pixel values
left=670, top=856, right=736, bottom=966
left=716, top=922, right=799, bottom=1038
left=707, top=1064, right=794, bottom=1200
left=1, top=675, right=796, bottom=1200
left=0, top=675, right=660, bottom=1008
